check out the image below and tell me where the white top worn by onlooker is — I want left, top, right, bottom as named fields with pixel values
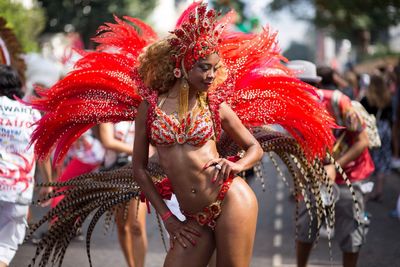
left=0, top=96, right=41, bottom=205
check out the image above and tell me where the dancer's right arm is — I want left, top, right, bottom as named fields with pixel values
left=133, top=101, right=199, bottom=248
left=133, top=101, right=171, bottom=216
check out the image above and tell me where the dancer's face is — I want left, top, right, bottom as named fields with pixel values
left=187, top=53, right=221, bottom=92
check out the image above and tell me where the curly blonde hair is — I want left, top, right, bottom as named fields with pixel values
left=137, top=38, right=176, bottom=93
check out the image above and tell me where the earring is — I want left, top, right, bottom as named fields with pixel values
left=197, top=92, right=207, bottom=110
left=178, top=78, right=189, bottom=120
left=173, top=68, right=182, bottom=78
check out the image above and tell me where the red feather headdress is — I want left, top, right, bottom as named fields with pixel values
left=169, top=2, right=225, bottom=77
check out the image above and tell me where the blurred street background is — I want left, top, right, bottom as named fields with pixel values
left=2, top=0, right=400, bottom=266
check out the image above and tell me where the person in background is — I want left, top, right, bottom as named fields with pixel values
left=343, top=63, right=359, bottom=100
left=317, top=65, right=350, bottom=96
left=287, top=60, right=373, bottom=267
left=99, top=122, right=150, bottom=267
left=360, top=74, right=393, bottom=201
left=0, top=65, right=52, bottom=267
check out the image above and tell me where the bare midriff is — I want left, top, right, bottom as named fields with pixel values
left=156, top=139, right=224, bottom=214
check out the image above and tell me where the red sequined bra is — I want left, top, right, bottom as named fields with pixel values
left=150, top=100, right=215, bottom=146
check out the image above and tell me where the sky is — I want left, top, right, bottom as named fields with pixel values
left=241, top=0, right=309, bottom=50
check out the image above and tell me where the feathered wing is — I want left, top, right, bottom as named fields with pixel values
left=23, top=16, right=162, bottom=267
left=22, top=18, right=163, bottom=267
left=26, top=163, right=167, bottom=267
left=25, top=16, right=157, bottom=164
left=216, top=26, right=335, bottom=160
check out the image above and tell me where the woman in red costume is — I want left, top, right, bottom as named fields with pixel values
left=134, top=38, right=262, bottom=265
left=25, top=2, right=347, bottom=267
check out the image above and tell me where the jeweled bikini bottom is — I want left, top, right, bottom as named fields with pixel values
left=182, top=176, right=234, bottom=230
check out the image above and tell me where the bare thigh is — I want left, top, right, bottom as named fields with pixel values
left=163, top=219, right=215, bottom=267
left=215, top=178, right=258, bottom=267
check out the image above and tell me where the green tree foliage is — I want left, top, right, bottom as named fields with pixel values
left=269, top=0, right=400, bottom=44
left=38, top=0, right=156, bottom=48
left=212, top=0, right=245, bottom=17
left=270, top=0, right=400, bottom=40
left=211, top=0, right=255, bottom=32
left=269, top=0, right=400, bottom=59
left=0, top=0, right=45, bottom=52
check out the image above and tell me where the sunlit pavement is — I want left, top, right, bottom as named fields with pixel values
left=11, top=156, right=400, bottom=267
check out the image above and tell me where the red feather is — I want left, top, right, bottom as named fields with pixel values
left=216, top=25, right=335, bottom=160
left=175, top=1, right=201, bottom=28
left=24, top=17, right=153, bottom=164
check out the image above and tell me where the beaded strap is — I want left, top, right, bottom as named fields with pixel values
left=131, top=68, right=158, bottom=143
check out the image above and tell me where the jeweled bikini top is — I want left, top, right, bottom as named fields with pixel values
left=150, top=97, right=215, bottom=146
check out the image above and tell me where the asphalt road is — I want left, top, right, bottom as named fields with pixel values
left=10, top=156, right=400, bottom=267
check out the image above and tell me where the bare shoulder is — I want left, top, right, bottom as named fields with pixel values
left=138, top=99, right=150, bottom=112
left=135, top=100, right=151, bottom=126
left=218, top=102, right=236, bottom=121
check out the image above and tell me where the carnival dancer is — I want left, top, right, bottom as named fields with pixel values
left=24, top=2, right=343, bottom=266
left=133, top=42, right=263, bottom=266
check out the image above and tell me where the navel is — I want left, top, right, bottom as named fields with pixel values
left=190, top=187, right=197, bottom=194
